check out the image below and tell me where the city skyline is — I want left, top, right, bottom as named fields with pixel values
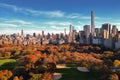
left=0, top=0, right=120, bottom=34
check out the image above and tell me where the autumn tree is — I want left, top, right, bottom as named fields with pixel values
left=0, top=70, right=13, bottom=80
left=114, top=60, right=120, bottom=67
left=13, top=76, right=19, bottom=80
left=108, top=73, right=119, bottom=80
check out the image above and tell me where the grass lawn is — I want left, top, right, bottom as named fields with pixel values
left=0, top=59, right=16, bottom=70
left=55, top=66, right=96, bottom=80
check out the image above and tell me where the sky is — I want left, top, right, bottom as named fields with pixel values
left=0, top=0, right=120, bottom=34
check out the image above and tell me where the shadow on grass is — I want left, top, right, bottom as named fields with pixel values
left=55, top=67, right=96, bottom=80
left=0, top=62, right=16, bottom=70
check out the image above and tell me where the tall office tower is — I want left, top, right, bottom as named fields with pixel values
left=84, top=25, right=90, bottom=38
left=69, top=24, right=73, bottom=38
left=102, top=30, right=109, bottom=39
left=79, top=31, right=85, bottom=39
left=68, top=24, right=73, bottom=43
left=102, top=23, right=112, bottom=35
left=47, top=33, right=50, bottom=39
left=33, top=32, right=36, bottom=37
left=91, top=11, right=95, bottom=36
left=70, top=24, right=72, bottom=33
left=95, top=28, right=100, bottom=37
left=84, top=25, right=90, bottom=44
left=72, top=26, right=75, bottom=32
left=60, top=33, right=64, bottom=39
left=112, top=25, right=118, bottom=35
left=102, top=23, right=112, bottom=39
left=42, top=30, right=44, bottom=37
left=115, top=32, right=120, bottom=41
left=64, top=28, right=66, bottom=35
left=21, top=30, right=24, bottom=36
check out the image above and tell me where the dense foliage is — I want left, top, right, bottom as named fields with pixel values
left=0, top=44, right=120, bottom=80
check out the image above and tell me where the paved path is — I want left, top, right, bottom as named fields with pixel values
left=53, top=64, right=66, bottom=80
left=53, top=73, right=62, bottom=80
left=56, top=64, right=66, bottom=68
left=77, top=67, right=89, bottom=72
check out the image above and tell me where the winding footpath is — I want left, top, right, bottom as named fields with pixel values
left=77, top=67, right=89, bottom=72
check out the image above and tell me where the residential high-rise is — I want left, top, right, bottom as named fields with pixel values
left=95, top=28, right=100, bottom=37
left=102, top=30, right=109, bottom=39
left=33, top=32, right=36, bottom=37
left=64, top=28, right=66, bottom=35
left=72, top=26, right=74, bottom=32
left=102, top=23, right=111, bottom=36
left=42, top=30, right=44, bottom=37
left=112, top=25, right=118, bottom=35
left=69, top=24, right=73, bottom=39
left=21, top=30, right=24, bottom=36
left=70, top=24, right=72, bottom=34
left=101, top=23, right=112, bottom=40
left=84, top=25, right=90, bottom=38
left=68, top=24, right=73, bottom=43
left=91, top=11, right=95, bottom=36
left=84, top=25, right=90, bottom=44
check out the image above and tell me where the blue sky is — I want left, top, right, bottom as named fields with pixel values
left=0, top=0, right=120, bottom=34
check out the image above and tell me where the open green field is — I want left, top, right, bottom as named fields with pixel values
left=0, top=59, right=16, bottom=70
left=55, top=67, right=96, bottom=80
left=0, top=59, right=16, bottom=66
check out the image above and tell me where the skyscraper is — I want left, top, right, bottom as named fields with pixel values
left=102, top=23, right=112, bottom=39
left=33, top=32, right=36, bottom=37
left=84, top=25, right=90, bottom=38
left=95, top=28, right=100, bottom=37
left=102, top=23, right=111, bottom=35
left=21, top=30, right=24, bottom=36
left=68, top=24, right=73, bottom=43
left=112, top=25, right=118, bottom=35
left=64, top=28, right=66, bottom=35
left=102, top=30, right=109, bottom=39
left=69, top=24, right=73, bottom=38
left=70, top=24, right=72, bottom=34
left=91, top=11, right=95, bottom=36
left=84, top=25, right=90, bottom=44
left=42, top=30, right=44, bottom=37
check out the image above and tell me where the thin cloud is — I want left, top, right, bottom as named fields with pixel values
left=75, top=25, right=83, bottom=30
left=0, top=3, right=20, bottom=12
left=67, top=13, right=103, bottom=20
left=0, top=3, right=103, bottom=20
left=5, top=20, right=32, bottom=26
left=50, top=26, right=60, bottom=30
left=0, top=23, right=18, bottom=28
left=25, top=9, right=65, bottom=17
left=0, top=3, right=65, bottom=17
left=45, top=21, right=71, bottom=26
left=67, top=13, right=90, bottom=19
left=59, top=22, right=71, bottom=26
left=67, top=13, right=81, bottom=19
